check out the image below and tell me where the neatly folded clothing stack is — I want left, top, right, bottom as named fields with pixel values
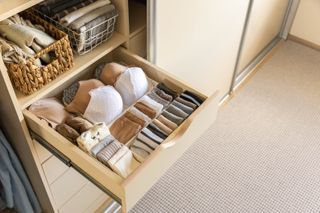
left=37, top=0, right=117, bottom=52
left=0, top=14, right=56, bottom=66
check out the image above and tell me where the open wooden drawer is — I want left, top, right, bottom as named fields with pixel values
left=23, top=47, right=219, bottom=212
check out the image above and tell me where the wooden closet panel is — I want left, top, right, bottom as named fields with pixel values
left=237, top=0, right=289, bottom=73
left=152, top=0, right=250, bottom=98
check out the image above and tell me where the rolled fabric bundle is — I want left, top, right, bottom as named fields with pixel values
left=139, top=95, right=163, bottom=116
left=128, top=107, right=152, bottom=124
left=162, top=110, right=184, bottom=125
left=115, top=67, right=149, bottom=106
left=96, top=140, right=122, bottom=165
left=56, top=124, right=79, bottom=144
left=107, top=146, right=140, bottom=178
left=175, top=96, right=197, bottom=109
left=77, top=122, right=110, bottom=153
left=172, top=100, right=194, bottom=115
left=110, top=116, right=142, bottom=144
left=83, top=86, right=123, bottom=125
left=134, top=102, right=156, bottom=119
left=157, top=115, right=178, bottom=131
left=64, top=79, right=104, bottom=114
left=65, top=116, right=93, bottom=134
left=60, top=0, right=111, bottom=26
left=153, top=119, right=173, bottom=135
left=95, top=62, right=127, bottom=85
left=90, top=135, right=114, bottom=157
left=29, top=97, right=71, bottom=128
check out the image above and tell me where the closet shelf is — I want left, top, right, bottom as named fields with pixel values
left=0, top=0, right=44, bottom=22
left=129, top=1, right=146, bottom=38
left=17, top=32, right=126, bottom=109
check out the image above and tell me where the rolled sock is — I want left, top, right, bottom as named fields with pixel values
left=96, top=140, right=122, bottom=165
left=154, top=87, right=173, bottom=102
left=90, top=135, right=114, bottom=157
left=137, top=133, right=159, bottom=149
left=129, top=107, right=152, bottom=124
left=141, top=128, right=164, bottom=144
left=166, top=105, right=189, bottom=119
left=56, top=124, right=79, bottom=144
left=147, top=123, right=168, bottom=139
left=157, top=115, right=178, bottom=131
left=139, top=95, right=163, bottom=115
left=110, top=116, right=142, bottom=144
left=162, top=111, right=184, bottom=125
left=115, top=67, right=149, bottom=106
left=172, top=100, right=194, bottom=115
left=147, top=91, right=170, bottom=107
left=65, top=116, right=93, bottom=134
left=184, top=90, right=204, bottom=104
left=135, top=102, right=156, bottom=119
left=156, top=83, right=178, bottom=99
left=124, top=111, right=146, bottom=127
left=154, top=119, right=173, bottom=135
left=83, top=86, right=123, bottom=125
left=130, top=146, right=150, bottom=161
left=175, top=96, right=197, bottom=109
left=108, top=146, right=140, bottom=178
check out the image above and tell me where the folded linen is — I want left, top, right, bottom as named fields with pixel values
left=60, top=0, right=111, bottom=26
left=83, top=86, right=123, bottom=125
left=107, top=146, right=140, bottom=178
left=52, top=0, right=97, bottom=20
left=180, top=91, right=204, bottom=107
left=162, top=110, right=184, bottom=125
left=0, top=37, right=33, bottom=64
left=65, top=79, right=104, bottom=114
left=134, top=102, right=156, bottom=119
left=137, top=133, right=159, bottom=150
left=29, top=97, right=71, bottom=128
left=110, top=116, right=142, bottom=144
left=157, top=115, right=178, bottom=131
left=96, top=140, right=122, bottom=165
left=115, top=67, right=149, bottom=106
left=141, top=128, right=164, bottom=144
left=154, top=87, right=173, bottom=102
left=130, top=146, right=149, bottom=162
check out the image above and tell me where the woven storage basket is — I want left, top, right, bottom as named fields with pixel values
left=6, top=11, right=74, bottom=95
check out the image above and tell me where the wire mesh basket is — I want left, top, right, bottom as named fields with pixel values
left=32, top=8, right=118, bottom=55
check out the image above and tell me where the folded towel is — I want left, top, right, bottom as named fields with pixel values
left=96, top=140, right=122, bottom=165
left=162, top=111, right=184, bottom=125
left=60, top=0, right=111, bottom=26
left=153, top=119, right=173, bottom=135
left=56, top=124, right=79, bottom=144
left=172, top=100, right=194, bottom=114
left=95, top=62, right=126, bottom=85
left=53, top=0, right=97, bottom=20
left=166, top=105, right=189, bottom=119
left=110, top=116, right=142, bottom=144
left=107, top=146, right=140, bottom=178
left=115, top=67, right=149, bottom=106
left=139, top=95, right=163, bottom=116
left=29, top=98, right=71, bottom=128
left=135, top=102, right=157, bottom=119
left=128, top=107, right=152, bottom=124
left=90, top=135, right=114, bottom=157
left=83, top=86, right=123, bottom=125
left=157, top=115, right=178, bottom=131
left=65, top=116, right=93, bottom=134
left=77, top=122, right=110, bottom=153
left=124, top=111, right=146, bottom=128
left=65, top=79, right=104, bottom=114
left=175, top=96, right=197, bottom=109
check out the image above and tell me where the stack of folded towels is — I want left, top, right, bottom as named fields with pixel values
left=0, top=14, right=56, bottom=66
left=38, top=0, right=117, bottom=52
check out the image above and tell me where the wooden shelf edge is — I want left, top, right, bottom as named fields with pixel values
left=18, top=32, right=127, bottom=109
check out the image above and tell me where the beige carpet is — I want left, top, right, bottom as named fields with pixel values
left=129, top=41, right=320, bottom=213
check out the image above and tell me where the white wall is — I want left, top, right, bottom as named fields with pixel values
left=237, top=0, right=290, bottom=73
left=153, top=0, right=250, bottom=98
left=290, top=0, right=320, bottom=46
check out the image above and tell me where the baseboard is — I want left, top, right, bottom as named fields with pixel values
left=288, top=34, right=320, bottom=51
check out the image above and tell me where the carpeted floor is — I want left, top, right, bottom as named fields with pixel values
left=129, top=41, right=320, bottom=213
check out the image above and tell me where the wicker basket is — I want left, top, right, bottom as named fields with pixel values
left=6, top=11, right=74, bottom=95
